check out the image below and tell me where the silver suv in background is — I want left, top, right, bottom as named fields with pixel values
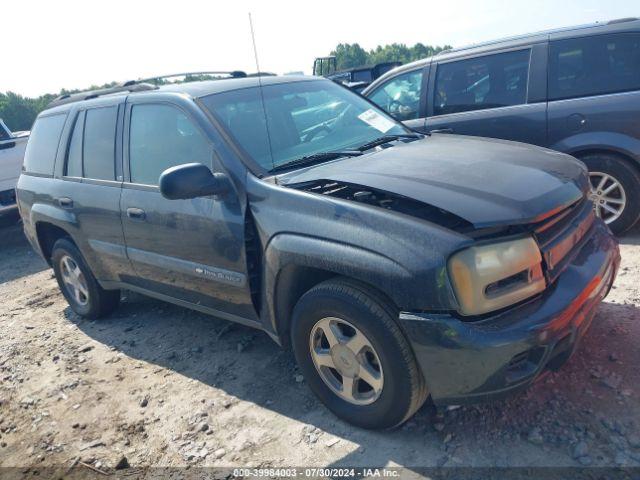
left=363, top=17, right=640, bottom=234
left=0, top=119, right=29, bottom=216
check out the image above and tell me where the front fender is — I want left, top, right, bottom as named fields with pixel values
left=246, top=173, right=471, bottom=343
left=262, top=233, right=455, bottom=341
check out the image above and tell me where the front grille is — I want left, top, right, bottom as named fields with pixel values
left=533, top=196, right=595, bottom=283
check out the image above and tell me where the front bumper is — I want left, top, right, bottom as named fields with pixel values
left=399, top=219, right=620, bottom=406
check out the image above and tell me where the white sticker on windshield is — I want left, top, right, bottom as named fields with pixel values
left=358, top=109, right=396, bottom=133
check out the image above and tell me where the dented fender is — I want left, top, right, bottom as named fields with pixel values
left=263, top=233, right=415, bottom=335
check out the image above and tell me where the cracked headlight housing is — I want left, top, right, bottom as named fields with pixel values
left=448, top=237, right=546, bottom=316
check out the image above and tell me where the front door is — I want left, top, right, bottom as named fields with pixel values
left=119, top=100, right=257, bottom=322
left=366, top=67, right=429, bottom=132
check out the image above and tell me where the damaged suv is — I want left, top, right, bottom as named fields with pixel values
left=17, top=75, right=619, bottom=429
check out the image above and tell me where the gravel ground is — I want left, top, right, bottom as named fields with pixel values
left=0, top=218, right=639, bottom=475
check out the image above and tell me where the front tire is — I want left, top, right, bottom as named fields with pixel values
left=51, top=238, right=120, bottom=319
left=291, top=278, right=427, bottom=429
left=581, top=153, right=640, bottom=235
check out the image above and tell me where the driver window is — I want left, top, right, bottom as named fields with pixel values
left=285, top=91, right=349, bottom=142
left=368, top=70, right=423, bottom=121
left=129, top=104, right=211, bottom=185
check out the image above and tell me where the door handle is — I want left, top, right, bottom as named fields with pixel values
left=429, top=128, right=453, bottom=134
left=57, top=197, right=73, bottom=208
left=126, top=207, right=146, bottom=220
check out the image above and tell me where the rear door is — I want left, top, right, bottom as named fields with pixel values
left=425, top=44, right=548, bottom=146
left=547, top=32, right=640, bottom=153
left=58, top=100, right=131, bottom=282
left=119, top=98, right=257, bottom=322
left=366, top=65, right=430, bottom=132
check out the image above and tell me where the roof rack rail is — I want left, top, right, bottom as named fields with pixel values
left=47, top=82, right=158, bottom=109
left=129, top=71, right=247, bottom=85
left=47, top=70, right=249, bottom=109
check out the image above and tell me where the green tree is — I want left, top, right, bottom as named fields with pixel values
left=331, top=43, right=369, bottom=70
left=0, top=92, right=42, bottom=131
left=330, top=42, right=451, bottom=71
left=368, top=43, right=412, bottom=65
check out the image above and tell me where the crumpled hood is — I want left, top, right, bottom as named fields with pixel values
left=277, top=134, right=588, bottom=229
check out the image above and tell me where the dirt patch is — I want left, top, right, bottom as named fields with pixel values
left=0, top=221, right=639, bottom=473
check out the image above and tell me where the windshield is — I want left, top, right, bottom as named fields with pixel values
left=200, top=80, right=409, bottom=171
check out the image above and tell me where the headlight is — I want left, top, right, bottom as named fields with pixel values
left=448, top=237, right=545, bottom=316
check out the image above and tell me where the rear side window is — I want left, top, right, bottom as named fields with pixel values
left=65, top=111, right=85, bottom=177
left=434, top=49, right=530, bottom=115
left=83, top=106, right=117, bottom=180
left=129, top=104, right=211, bottom=185
left=22, top=114, right=67, bottom=175
left=549, top=33, right=640, bottom=100
left=368, top=69, right=424, bottom=121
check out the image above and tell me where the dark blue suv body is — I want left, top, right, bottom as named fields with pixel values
left=16, top=75, right=619, bottom=429
left=364, top=17, right=640, bottom=234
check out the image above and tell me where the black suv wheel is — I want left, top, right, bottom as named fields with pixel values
left=291, top=278, right=428, bottom=429
left=581, top=153, right=640, bottom=235
left=51, top=238, right=120, bottom=319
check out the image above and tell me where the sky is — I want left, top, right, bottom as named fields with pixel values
left=4, top=0, right=638, bottom=97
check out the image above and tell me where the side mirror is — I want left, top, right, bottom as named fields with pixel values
left=159, top=163, right=229, bottom=200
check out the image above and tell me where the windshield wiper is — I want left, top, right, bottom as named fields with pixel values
left=270, top=150, right=363, bottom=173
left=356, top=133, right=423, bottom=152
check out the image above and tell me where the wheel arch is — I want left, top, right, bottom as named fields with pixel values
left=570, top=147, right=640, bottom=172
left=551, top=130, right=640, bottom=168
left=264, top=234, right=409, bottom=348
left=27, top=202, right=79, bottom=264
left=571, top=148, right=640, bottom=234
left=35, top=221, right=76, bottom=265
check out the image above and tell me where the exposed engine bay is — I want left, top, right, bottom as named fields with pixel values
left=289, top=179, right=475, bottom=233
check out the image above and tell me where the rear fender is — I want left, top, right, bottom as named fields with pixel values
left=552, top=131, right=640, bottom=164
left=28, top=203, right=79, bottom=259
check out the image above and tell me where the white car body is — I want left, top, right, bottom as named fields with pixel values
left=0, top=119, right=29, bottom=214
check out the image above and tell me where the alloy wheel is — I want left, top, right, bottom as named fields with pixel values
left=60, top=255, right=89, bottom=306
left=309, top=317, right=384, bottom=405
left=589, top=171, right=626, bottom=225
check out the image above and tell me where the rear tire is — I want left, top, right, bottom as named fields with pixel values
left=581, top=153, right=640, bottom=235
left=290, top=278, right=428, bottom=429
left=51, top=238, right=120, bottom=319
